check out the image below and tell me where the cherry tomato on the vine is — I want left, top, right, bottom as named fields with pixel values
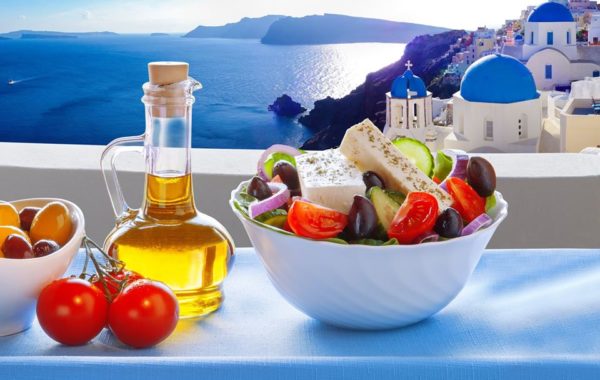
left=36, top=277, right=108, bottom=346
left=108, top=279, right=179, bottom=349
left=92, top=269, right=144, bottom=301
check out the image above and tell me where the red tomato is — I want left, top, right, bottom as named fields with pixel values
left=287, top=200, right=348, bottom=239
left=388, top=192, right=439, bottom=244
left=108, top=279, right=179, bottom=349
left=36, top=278, right=108, bottom=346
left=445, top=177, right=485, bottom=223
left=432, top=176, right=441, bottom=185
left=92, top=269, right=144, bottom=301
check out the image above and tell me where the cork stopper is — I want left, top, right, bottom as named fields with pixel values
left=148, top=62, right=189, bottom=85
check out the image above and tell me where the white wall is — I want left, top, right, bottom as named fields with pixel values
left=588, top=13, right=600, bottom=44
left=560, top=98, right=600, bottom=152
left=384, top=93, right=433, bottom=142
left=447, top=95, right=542, bottom=152
left=526, top=48, right=600, bottom=91
left=0, top=143, right=599, bottom=249
left=523, top=21, right=577, bottom=60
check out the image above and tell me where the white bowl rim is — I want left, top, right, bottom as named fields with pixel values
left=0, top=198, right=85, bottom=264
left=229, top=180, right=508, bottom=251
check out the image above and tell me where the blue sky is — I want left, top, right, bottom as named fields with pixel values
left=0, top=0, right=538, bottom=33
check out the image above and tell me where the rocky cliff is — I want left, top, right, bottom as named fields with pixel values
left=300, top=30, right=465, bottom=149
left=262, top=14, right=449, bottom=45
left=184, top=16, right=284, bottom=39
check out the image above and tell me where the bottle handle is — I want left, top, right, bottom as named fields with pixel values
left=101, top=135, right=145, bottom=219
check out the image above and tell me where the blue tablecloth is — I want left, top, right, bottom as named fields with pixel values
left=1, top=248, right=600, bottom=380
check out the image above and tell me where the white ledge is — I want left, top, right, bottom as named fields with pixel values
left=1, top=142, right=599, bottom=249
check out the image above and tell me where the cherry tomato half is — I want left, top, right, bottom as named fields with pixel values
left=388, top=192, right=439, bottom=244
left=36, top=278, right=108, bottom=346
left=287, top=200, right=348, bottom=239
left=108, top=279, right=179, bottom=349
left=445, top=177, right=485, bottom=223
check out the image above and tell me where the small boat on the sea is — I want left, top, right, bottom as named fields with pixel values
left=8, top=80, right=16, bottom=85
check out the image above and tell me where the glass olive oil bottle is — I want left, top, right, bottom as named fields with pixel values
left=101, top=62, right=234, bottom=318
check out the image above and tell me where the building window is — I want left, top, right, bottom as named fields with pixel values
left=547, top=31, right=554, bottom=45
left=412, top=103, right=418, bottom=128
left=567, top=31, right=571, bottom=44
left=594, top=70, right=600, bottom=78
left=519, top=114, right=528, bottom=140
left=484, top=120, right=494, bottom=141
left=545, top=65, right=553, bottom=79
left=531, top=31, right=534, bottom=44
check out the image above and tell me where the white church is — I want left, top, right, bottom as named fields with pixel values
left=443, top=54, right=543, bottom=153
left=507, top=1, right=600, bottom=91
left=383, top=61, right=437, bottom=148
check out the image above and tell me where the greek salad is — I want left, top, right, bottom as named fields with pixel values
left=234, top=119, right=498, bottom=246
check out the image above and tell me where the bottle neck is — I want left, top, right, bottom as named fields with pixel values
left=141, top=104, right=196, bottom=219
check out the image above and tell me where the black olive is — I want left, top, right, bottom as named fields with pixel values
left=363, top=171, right=385, bottom=190
left=347, top=195, right=378, bottom=240
left=247, top=176, right=272, bottom=200
left=272, top=161, right=300, bottom=192
left=434, top=208, right=463, bottom=239
left=466, top=157, right=496, bottom=197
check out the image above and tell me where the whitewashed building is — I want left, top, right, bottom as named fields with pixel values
left=539, top=76, right=600, bottom=152
left=383, top=61, right=437, bottom=148
left=518, top=1, right=600, bottom=90
left=588, top=12, right=600, bottom=44
left=444, top=54, right=543, bottom=153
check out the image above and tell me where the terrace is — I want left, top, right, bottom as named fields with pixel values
left=1, top=142, right=599, bottom=249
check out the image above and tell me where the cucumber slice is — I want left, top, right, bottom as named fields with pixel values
left=433, top=151, right=453, bottom=182
left=368, top=186, right=401, bottom=231
left=264, top=152, right=296, bottom=178
left=392, top=137, right=434, bottom=177
left=385, top=190, right=406, bottom=205
left=256, top=209, right=288, bottom=229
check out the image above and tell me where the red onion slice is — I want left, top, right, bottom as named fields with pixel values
left=416, top=232, right=440, bottom=244
left=439, top=150, right=469, bottom=192
left=461, top=214, right=493, bottom=236
left=257, top=144, right=302, bottom=180
left=249, top=182, right=290, bottom=219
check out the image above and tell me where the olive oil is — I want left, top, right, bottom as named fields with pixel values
left=105, top=174, right=233, bottom=318
left=101, top=62, right=234, bottom=319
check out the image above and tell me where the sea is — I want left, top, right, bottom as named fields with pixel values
left=0, top=35, right=405, bottom=149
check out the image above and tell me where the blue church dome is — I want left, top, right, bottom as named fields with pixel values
left=528, top=2, right=574, bottom=23
left=391, top=68, right=427, bottom=98
left=460, top=54, right=540, bottom=104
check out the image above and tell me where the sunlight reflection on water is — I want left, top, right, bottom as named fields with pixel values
left=292, top=43, right=405, bottom=102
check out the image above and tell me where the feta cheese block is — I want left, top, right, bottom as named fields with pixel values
left=339, top=119, right=452, bottom=209
left=296, top=149, right=366, bottom=214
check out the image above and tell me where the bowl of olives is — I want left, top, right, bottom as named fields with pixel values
left=0, top=198, right=85, bottom=336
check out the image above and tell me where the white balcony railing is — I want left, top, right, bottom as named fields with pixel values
left=1, top=142, right=599, bottom=249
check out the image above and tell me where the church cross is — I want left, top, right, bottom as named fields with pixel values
left=405, top=60, right=413, bottom=71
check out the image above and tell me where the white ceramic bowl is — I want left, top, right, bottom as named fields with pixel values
left=0, top=199, right=85, bottom=336
left=231, top=182, right=508, bottom=330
